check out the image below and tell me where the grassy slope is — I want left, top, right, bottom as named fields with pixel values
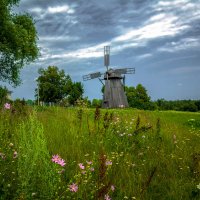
left=37, top=107, right=200, bottom=199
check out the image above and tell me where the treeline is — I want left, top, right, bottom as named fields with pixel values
left=91, top=98, right=200, bottom=112
left=155, top=99, right=200, bottom=112
left=1, top=73, right=200, bottom=112
left=90, top=85, right=200, bottom=112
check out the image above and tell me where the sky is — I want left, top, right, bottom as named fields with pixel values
left=3, top=0, right=200, bottom=100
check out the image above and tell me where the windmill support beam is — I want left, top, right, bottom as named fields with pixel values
left=98, top=78, right=104, bottom=85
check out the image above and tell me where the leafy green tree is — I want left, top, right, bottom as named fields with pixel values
left=26, top=99, right=34, bottom=106
left=135, top=84, right=150, bottom=105
left=68, top=82, right=84, bottom=105
left=0, top=86, right=9, bottom=105
left=156, top=99, right=200, bottom=112
left=91, top=98, right=102, bottom=108
left=36, top=66, right=73, bottom=103
left=125, top=86, right=136, bottom=107
left=0, top=0, right=39, bottom=85
left=195, top=100, right=200, bottom=111
left=125, top=84, right=152, bottom=109
left=180, top=100, right=198, bottom=112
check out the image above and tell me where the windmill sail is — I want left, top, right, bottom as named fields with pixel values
left=104, top=46, right=110, bottom=71
left=113, top=68, right=135, bottom=74
left=83, top=72, right=102, bottom=81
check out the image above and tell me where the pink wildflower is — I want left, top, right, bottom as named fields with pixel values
left=104, top=194, right=111, bottom=200
left=51, top=154, right=66, bottom=167
left=86, top=161, right=92, bottom=165
left=13, top=151, right=18, bottom=159
left=111, top=185, right=115, bottom=191
left=78, top=163, right=85, bottom=169
left=105, top=160, right=112, bottom=166
left=51, top=154, right=61, bottom=163
left=69, top=183, right=78, bottom=192
left=57, top=159, right=66, bottom=167
left=4, top=103, right=11, bottom=110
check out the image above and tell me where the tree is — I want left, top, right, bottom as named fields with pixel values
left=91, top=98, right=102, bottom=107
left=125, top=84, right=154, bottom=110
left=0, top=86, right=10, bottom=105
left=36, top=66, right=73, bottom=103
left=195, top=100, right=200, bottom=111
left=0, top=0, right=39, bottom=86
left=125, top=86, right=136, bottom=107
left=68, top=82, right=84, bottom=105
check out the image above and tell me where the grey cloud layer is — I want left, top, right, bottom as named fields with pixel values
left=8, top=0, right=200, bottom=100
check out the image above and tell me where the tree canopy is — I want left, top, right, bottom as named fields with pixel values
left=68, top=82, right=84, bottom=105
left=36, top=66, right=84, bottom=105
left=0, top=0, right=39, bottom=86
left=125, top=84, right=156, bottom=110
left=0, top=86, right=10, bottom=105
left=36, top=66, right=72, bottom=103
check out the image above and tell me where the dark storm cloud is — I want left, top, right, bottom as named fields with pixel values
left=6, top=0, right=200, bottom=100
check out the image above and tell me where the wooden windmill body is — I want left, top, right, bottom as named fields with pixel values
left=83, top=46, right=135, bottom=108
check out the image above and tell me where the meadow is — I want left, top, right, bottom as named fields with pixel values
left=0, top=104, right=200, bottom=200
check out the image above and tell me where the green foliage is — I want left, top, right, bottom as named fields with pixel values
left=125, top=85, right=200, bottom=112
left=26, top=99, right=34, bottom=106
left=0, top=86, right=10, bottom=105
left=195, top=100, right=200, bottom=110
left=16, top=113, right=60, bottom=199
left=75, top=97, right=91, bottom=108
left=37, top=66, right=73, bottom=103
left=187, top=119, right=200, bottom=128
left=68, top=81, right=84, bottom=105
left=36, top=66, right=84, bottom=105
left=1, top=105, right=200, bottom=199
left=125, top=84, right=154, bottom=110
left=91, top=98, right=102, bottom=108
left=0, top=102, right=32, bottom=199
left=37, top=107, right=200, bottom=199
left=0, top=0, right=39, bottom=85
left=156, top=99, right=200, bottom=112
left=0, top=110, right=18, bottom=199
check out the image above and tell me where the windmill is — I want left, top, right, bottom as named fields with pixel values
left=83, top=46, right=135, bottom=108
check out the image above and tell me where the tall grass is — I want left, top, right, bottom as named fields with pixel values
left=37, top=107, right=200, bottom=199
left=0, top=105, right=200, bottom=199
left=16, top=113, right=60, bottom=199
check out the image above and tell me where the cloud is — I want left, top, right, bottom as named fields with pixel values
left=11, top=0, right=200, bottom=101
left=158, top=38, right=200, bottom=52
left=39, top=36, right=80, bottom=42
left=136, top=53, right=152, bottom=60
left=46, top=42, right=110, bottom=60
left=114, top=15, right=188, bottom=43
left=29, top=7, right=43, bottom=13
left=47, top=5, right=75, bottom=14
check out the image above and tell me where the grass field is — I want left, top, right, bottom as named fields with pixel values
left=0, top=106, right=200, bottom=199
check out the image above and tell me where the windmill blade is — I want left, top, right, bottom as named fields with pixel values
left=83, top=72, right=102, bottom=81
left=114, top=68, right=135, bottom=74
